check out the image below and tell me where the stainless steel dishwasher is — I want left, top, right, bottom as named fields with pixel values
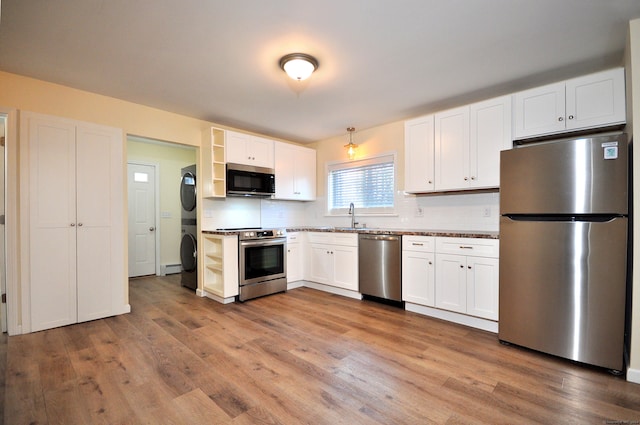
left=358, top=234, right=402, bottom=302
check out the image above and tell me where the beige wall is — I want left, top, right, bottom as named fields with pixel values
left=311, top=121, right=405, bottom=197
left=0, top=71, right=209, bottom=147
left=127, top=139, right=197, bottom=270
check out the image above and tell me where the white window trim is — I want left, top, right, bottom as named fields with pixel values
left=326, top=152, right=397, bottom=216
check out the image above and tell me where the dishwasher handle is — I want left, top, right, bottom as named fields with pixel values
left=359, top=234, right=399, bottom=242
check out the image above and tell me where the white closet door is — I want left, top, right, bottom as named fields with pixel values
left=76, top=124, right=124, bottom=323
left=28, top=116, right=78, bottom=332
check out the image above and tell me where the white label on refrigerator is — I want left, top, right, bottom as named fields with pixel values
left=602, top=142, right=618, bottom=160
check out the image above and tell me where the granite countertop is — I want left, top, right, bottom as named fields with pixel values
left=203, top=227, right=498, bottom=239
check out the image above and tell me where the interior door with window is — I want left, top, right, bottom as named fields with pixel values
left=128, top=162, right=157, bottom=277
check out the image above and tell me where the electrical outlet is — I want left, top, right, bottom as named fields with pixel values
left=415, top=206, right=424, bottom=217
left=482, top=207, right=491, bottom=217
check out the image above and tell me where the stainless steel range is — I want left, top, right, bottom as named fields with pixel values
left=237, top=228, right=287, bottom=301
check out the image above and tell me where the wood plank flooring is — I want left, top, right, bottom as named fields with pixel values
left=3, top=274, right=640, bottom=424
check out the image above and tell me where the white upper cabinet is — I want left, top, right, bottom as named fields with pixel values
left=434, top=106, right=470, bottom=191
left=469, top=95, right=512, bottom=189
left=226, top=130, right=275, bottom=169
left=513, top=68, right=625, bottom=140
left=433, top=95, right=512, bottom=192
left=274, top=142, right=316, bottom=201
left=404, top=115, right=435, bottom=193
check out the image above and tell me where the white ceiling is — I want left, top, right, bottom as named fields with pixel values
left=1, top=1, right=639, bottom=143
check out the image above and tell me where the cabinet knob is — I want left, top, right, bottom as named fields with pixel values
left=78, top=223, right=83, bottom=227
left=468, top=266, right=472, bottom=269
left=149, top=227, right=155, bottom=232
left=464, top=177, right=468, bottom=181
left=70, top=223, right=75, bottom=227
left=428, top=261, right=433, bottom=265
left=558, top=116, right=564, bottom=122
left=568, top=115, right=574, bottom=120
left=471, top=176, right=476, bottom=180
left=428, top=180, right=432, bottom=184
left=459, top=265, right=464, bottom=268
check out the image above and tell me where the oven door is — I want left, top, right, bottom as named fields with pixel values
left=239, top=238, right=287, bottom=285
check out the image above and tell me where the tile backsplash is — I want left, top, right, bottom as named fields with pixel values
left=200, top=191, right=500, bottom=232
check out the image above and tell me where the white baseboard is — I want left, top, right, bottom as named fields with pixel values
left=199, top=288, right=236, bottom=304
left=627, top=367, right=640, bottom=384
left=287, top=281, right=305, bottom=290
left=405, top=302, right=498, bottom=333
left=302, top=281, right=363, bottom=300
left=160, top=263, right=182, bottom=276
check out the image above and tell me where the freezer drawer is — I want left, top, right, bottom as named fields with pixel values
left=498, top=216, right=627, bottom=371
left=500, top=134, right=628, bottom=215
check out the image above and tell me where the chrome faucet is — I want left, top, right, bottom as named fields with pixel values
left=348, top=202, right=357, bottom=228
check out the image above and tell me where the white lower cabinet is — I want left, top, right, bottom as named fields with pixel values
left=286, top=232, right=303, bottom=283
left=434, top=237, right=499, bottom=321
left=306, top=232, right=358, bottom=291
left=402, top=236, right=436, bottom=306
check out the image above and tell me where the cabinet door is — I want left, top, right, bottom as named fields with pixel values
left=513, top=82, right=566, bottom=139
left=309, top=244, right=332, bottom=284
left=404, top=116, right=435, bottom=192
left=435, top=106, right=470, bottom=191
left=249, top=136, right=274, bottom=169
left=76, top=124, right=124, bottom=323
left=402, top=250, right=435, bottom=306
left=286, top=243, right=302, bottom=282
left=469, top=96, right=511, bottom=189
left=225, top=131, right=250, bottom=164
left=293, top=146, right=316, bottom=200
left=26, top=115, right=78, bottom=332
left=566, top=68, right=626, bottom=131
left=466, top=257, right=499, bottom=320
left=274, top=142, right=296, bottom=199
left=435, top=254, right=466, bottom=314
left=332, top=245, right=358, bottom=291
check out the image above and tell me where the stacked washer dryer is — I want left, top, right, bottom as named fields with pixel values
left=180, top=165, right=197, bottom=290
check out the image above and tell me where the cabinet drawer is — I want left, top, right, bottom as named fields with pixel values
left=403, top=236, right=435, bottom=252
left=308, top=232, right=332, bottom=244
left=287, top=232, right=301, bottom=244
left=435, top=237, right=499, bottom=258
left=308, top=232, right=357, bottom=246
left=332, top=233, right=358, bottom=246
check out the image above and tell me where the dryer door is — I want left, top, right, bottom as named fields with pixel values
left=180, top=232, right=197, bottom=272
left=180, top=171, right=196, bottom=212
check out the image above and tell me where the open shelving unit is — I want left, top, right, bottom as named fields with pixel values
left=202, top=233, right=238, bottom=302
left=202, top=126, right=227, bottom=198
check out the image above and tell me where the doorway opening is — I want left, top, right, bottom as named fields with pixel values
left=126, top=136, right=197, bottom=280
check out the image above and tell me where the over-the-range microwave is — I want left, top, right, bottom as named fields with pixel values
left=226, top=163, right=275, bottom=197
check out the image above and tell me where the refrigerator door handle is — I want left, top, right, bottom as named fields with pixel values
left=503, top=214, right=624, bottom=223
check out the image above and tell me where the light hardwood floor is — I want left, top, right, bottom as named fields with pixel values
left=3, top=274, right=640, bottom=424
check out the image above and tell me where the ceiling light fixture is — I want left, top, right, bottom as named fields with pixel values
left=279, top=53, right=318, bottom=81
left=344, top=127, right=358, bottom=160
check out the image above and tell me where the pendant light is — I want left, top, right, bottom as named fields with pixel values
left=344, top=127, right=358, bottom=160
left=279, top=53, right=319, bottom=81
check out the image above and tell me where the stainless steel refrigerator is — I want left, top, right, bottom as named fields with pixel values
left=499, top=133, right=628, bottom=372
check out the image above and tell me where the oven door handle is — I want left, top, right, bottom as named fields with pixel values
left=239, top=237, right=287, bottom=248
